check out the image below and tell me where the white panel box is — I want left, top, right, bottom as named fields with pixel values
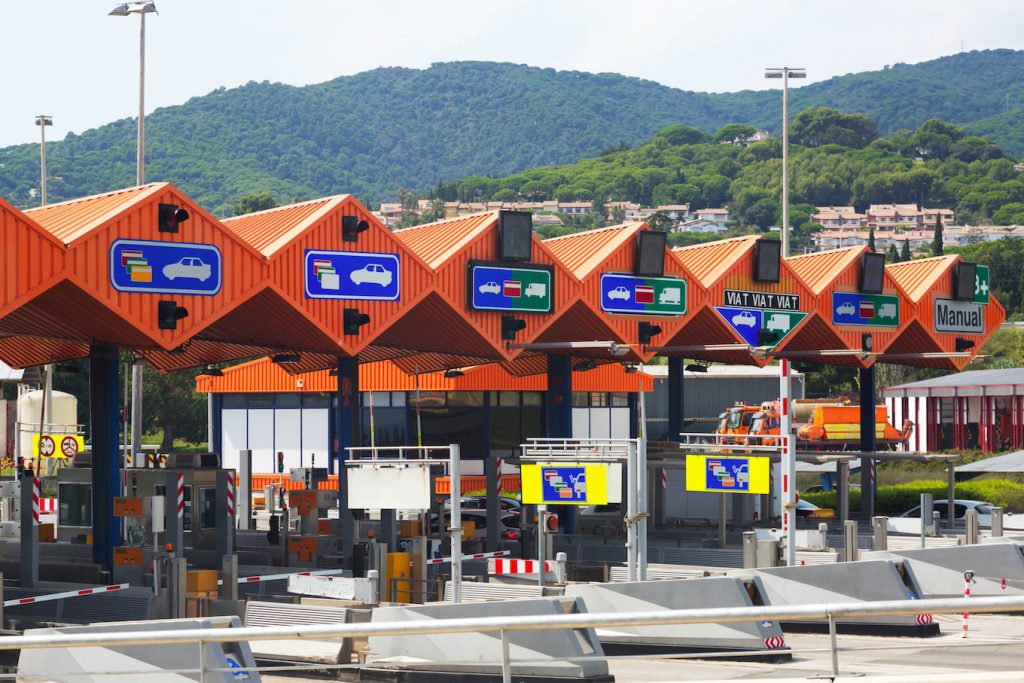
left=347, top=466, right=432, bottom=510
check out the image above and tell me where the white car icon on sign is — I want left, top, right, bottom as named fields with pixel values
left=731, top=310, right=756, bottom=328
left=350, top=263, right=393, bottom=286
left=836, top=302, right=856, bottom=316
left=608, top=286, right=631, bottom=301
left=478, top=281, right=501, bottom=295
left=162, top=257, right=211, bottom=281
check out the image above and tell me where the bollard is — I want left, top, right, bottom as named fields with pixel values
left=20, top=476, right=39, bottom=589
left=872, top=516, right=888, bottom=551
left=554, top=552, right=568, bottom=585
left=171, top=557, right=187, bottom=619
left=920, top=493, right=934, bottom=545
left=220, top=554, right=238, bottom=601
left=962, top=569, right=975, bottom=638
left=965, top=509, right=979, bottom=545
left=992, top=507, right=1004, bottom=537
left=842, top=520, right=858, bottom=563
left=367, top=569, right=380, bottom=603
left=742, top=531, right=758, bottom=568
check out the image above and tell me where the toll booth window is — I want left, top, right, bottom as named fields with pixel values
left=496, top=391, right=520, bottom=407
left=222, top=395, right=247, bottom=409
left=572, top=392, right=589, bottom=408
left=248, top=395, right=274, bottom=409
left=362, top=391, right=392, bottom=407
left=590, top=393, right=609, bottom=408
left=302, top=394, right=329, bottom=408
left=610, top=393, right=628, bottom=407
left=447, top=391, right=484, bottom=408
left=182, top=487, right=193, bottom=531
left=276, top=394, right=301, bottom=408
left=522, top=392, right=542, bottom=407
left=58, top=483, right=91, bottom=527
left=390, top=392, right=406, bottom=407
left=198, top=488, right=217, bottom=529
left=361, top=406, right=406, bottom=447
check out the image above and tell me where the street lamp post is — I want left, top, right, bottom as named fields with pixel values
left=109, top=2, right=156, bottom=186
left=764, top=67, right=806, bottom=259
left=111, top=2, right=157, bottom=468
left=765, top=67, right=805, bottom=568
left=34, top=115, right=52, bottom=205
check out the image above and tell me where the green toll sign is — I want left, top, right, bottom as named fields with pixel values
left=975, top=265, right=990, bottom=304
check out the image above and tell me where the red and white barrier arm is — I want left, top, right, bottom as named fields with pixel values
left=217, top=568, right=347, bottom=586
left=426, top=550, right=510, bottom=566
left=489, top=558, right=553, bottom=574
left=5, top=583, right=130, bottom=607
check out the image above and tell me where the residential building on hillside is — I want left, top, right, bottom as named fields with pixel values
left=811, top=206, right=866, bottom=228
left=605, top=201, right=643, bottom=221
left=694, top=208, right=730, bottom=223
left=671, top=218, right=728, bottom=234
left=864, top=204, right=955, bottom=230
left=810, top=224, right=1022, bottom=251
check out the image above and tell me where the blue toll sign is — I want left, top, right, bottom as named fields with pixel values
left=304, top=250, right=401, bottom=301
left=715, top=305, right=807, bottom=349
left=704, top=457, right=752, bottom=492
left=716, top=306, right=763, bottom=346
left=540, top=466, right=588, bottom=503
left=600, top=273, right=687, bottom=316
left=468, top=262, right=553, bottom=313
left=110, top=239, right=222, bottom=296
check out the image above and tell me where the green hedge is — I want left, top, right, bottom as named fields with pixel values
left=802, top=479, right=1024, bottom=514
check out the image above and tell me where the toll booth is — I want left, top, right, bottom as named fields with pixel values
left=56, top=454, right=225, bottom=550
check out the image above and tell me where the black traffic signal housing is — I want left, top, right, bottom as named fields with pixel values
left=638, top=321, right=662, bottom=346
left=501, top=315, right=527, bottom=341
left=342, top=215, right=370, bottom=242
left=955, top=337, right=976, bottom=353
left=157, top=300, right=189, bottom=330
left=277, top=451, right=285, bottom=474
left=757, top=328, right=780, bottom=347
left=344, top=308, right=371, bottom=335
left=542, top=511, right=559, bottom=534
left=158, top=203, right=189, bottom=233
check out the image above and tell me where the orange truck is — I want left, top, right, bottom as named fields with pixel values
left=722, top=402, right=913, bottom=451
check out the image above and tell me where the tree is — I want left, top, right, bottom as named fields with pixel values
left=714, top=123, right=758, bottom=144
left=646, top=211, right=672, bottom=231
left=743, top=199, right=778, bottom=232
left=231, top=191, right=278, bottom=216
left=611, top=205, right=627, bottom=224
left=932, top=216, right=944, bottom=256
left=790, top=108, right=879, bottom=149
left=652, top=124, right=711, bottom=147
left=428, top=197, right=446, bottom=221
left=867, top=226, right=877, bottom=252
left=142, top=366, right=208, bottom=452
left=886, top=244, right=899, bottom=262
left=900, top=238, right=911, bottom=262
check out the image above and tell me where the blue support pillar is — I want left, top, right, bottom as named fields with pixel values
left=667, top=357, right=684, bottom=441
left=859, top=365, right=877, bottom=521
left=89, top=346, right=121, bottom=572
left=335, top=356, right=359, bottom=568
left=544, top=355, right=572, bottom=438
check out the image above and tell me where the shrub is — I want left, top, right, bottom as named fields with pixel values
left=801, top=478, right=1024, bottom=513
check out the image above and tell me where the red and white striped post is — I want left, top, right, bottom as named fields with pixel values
left=226, top=472, right=235, bottom=520
left=962, top=569, right=975, bottom=638
left=31, top=478, right=40, bottom=526
left=176, top=473, right=184, bottom=519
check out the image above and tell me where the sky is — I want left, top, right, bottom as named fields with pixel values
left=2, top=0, right=1022, bottom=148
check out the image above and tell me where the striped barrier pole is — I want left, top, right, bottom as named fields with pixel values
left=226, top=472, right=235, bottom=519
left=5, top=583, right=130, bottom=608
left=31, top=478, right=40, bottom=526
left=176, top=473, right=184, bottom=519
left=962, top=569, right=975, bottom=638
left=425, top=550, right=510, bottom=566
left=216, top=568, right=347, bottom=586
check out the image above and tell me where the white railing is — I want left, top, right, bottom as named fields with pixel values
left=7, top=594, right=1024, bottom=682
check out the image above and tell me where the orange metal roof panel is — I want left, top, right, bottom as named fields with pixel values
left=394, top=212, right=497, bottom=269
left=887, top=255, right=959, bottom=302
left=26, top=184, right=162, bottom=244
left=672, top=235, right=760, bottom=286
left=0, top=335, right=90, bottom=369
left=223, top=196, right=345, bottom=255
left=787, top=247, right=863, bottom=295
left=543, top=224, right=639, bottom=278
left=0, top=197, right=65, bottom=320
left=196, top=355, right=652, bottom=393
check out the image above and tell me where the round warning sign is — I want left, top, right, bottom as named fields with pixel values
left=60, top=436, right=80, bottom=458
left=37, top=435, right=55, bottom=458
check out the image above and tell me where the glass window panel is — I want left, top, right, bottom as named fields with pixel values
left=275, top=394, right=301, bottom=408
left=447, top=391, right=484, bottom=407
left=522, top=392, right=543, bottom=407
left=302, top=394, right=330, bottom=408
left=391, top=392, right=406, bottom=407
left=248, top=395, right=274, bottom=409
left=198, top=488, right=217, bottom=529
left=610, top=392, right=628, bottom=407
left=58, top=483, right=91, bottom=527
left=572, top=392, right=588, bottom=408
left=222, top=395, right=247, bottom=409
left=590, top=392, right=608, bottom=407
left=498, top=391, right=520, bottom=407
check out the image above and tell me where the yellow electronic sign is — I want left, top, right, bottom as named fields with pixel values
left=33, top=434, right=85, bottom=460
left=521, top=464, right=609, bottom=506
left=685, top=455, right=769, bottom=494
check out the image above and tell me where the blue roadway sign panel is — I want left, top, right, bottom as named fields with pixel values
left=110, top=239, right=222, bottom=296
left=600, top=273, right=687, bottom=316
left=304, top=250, right=401, bottom=301
left=715, top=306, right=763, bottom=346
left=468, top=262, right=553, bottom=313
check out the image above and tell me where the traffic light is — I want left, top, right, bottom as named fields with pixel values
left=158, top=203, right=189, bottom=233
left=342, top=215, right=370, bottom=242
left=501, top=315, right=527, bottom=341
left=277, top=451, right=285, bottom=474
left=638, top=321, right=662, bottom=345
left=757, top=328, right=780, bottom=347
left=542, top=511, right=559, bottom=534
left=955, top=337, right=976, bottom=353
left=344, top=308, right=371, bottom=335
left=157, top=300, right=189, bottom=330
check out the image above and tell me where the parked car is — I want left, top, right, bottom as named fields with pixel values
left=444, top=496, right=520, bottom=511
left=898, top=499, right=994, bottom=525
left=795, top=499, right=835, bottom=522
left=430, top=510, right=521, bottom=541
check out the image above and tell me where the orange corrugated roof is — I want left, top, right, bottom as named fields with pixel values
left=672, top=235, right=759, bottom=285
left=393, top=212, right=496, bottom=268
left=223, top=196, right=347, bottom=255
left=544, top=223, right=640, bottom=277
left=887, top=255, right=958, bottom=301
left=788, top=246, right=863, bottom=294
left=196, top=355, right=653, bottom=393
left=25, top=184, right=162, bottom=243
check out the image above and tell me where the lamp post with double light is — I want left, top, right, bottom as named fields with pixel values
left=764, top=67, right=806, bottom=258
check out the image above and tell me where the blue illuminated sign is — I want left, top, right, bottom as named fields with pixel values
left=540, top=466, right=588, bottom=503
left=599, top=273, right=687, bottom=316
left=468, top=262, right=553, bottom=313
left=304, top=250, right=401, bottom=301
left=704, top=457, right=752, bottom=492
left=110, top=239, right=222, bottom=296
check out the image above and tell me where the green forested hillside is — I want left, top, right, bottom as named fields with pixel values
left=0, top=50, right=1022, bottom=213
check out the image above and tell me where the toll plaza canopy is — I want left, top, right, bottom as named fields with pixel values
left=0, top=183, right=1006, bottom=373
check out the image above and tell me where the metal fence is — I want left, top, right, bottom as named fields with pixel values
left=5, top=594, right=1024, bottom=682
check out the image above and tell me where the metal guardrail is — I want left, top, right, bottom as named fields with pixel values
left=5, top=595, right=1024, bottom=682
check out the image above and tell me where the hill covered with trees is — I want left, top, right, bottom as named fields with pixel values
left=0, top=50, right=1022, bottom=213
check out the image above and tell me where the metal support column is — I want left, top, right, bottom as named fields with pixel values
left=837, top=461, right=849, bottom=524
left=238, top=449, right=253, bottom=531
left=89, top=346, right=121, bottom=571
left=859, top=365, right=877, bottom=521
left=483, top=396, right=498, bottom=551
left=545, top=354, right=572, bottom=534
left=335, top=356, right=360, bottom=569
left=20, top=475, right=38, bottom=588
left=661, top=357, right=684, bottom=528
